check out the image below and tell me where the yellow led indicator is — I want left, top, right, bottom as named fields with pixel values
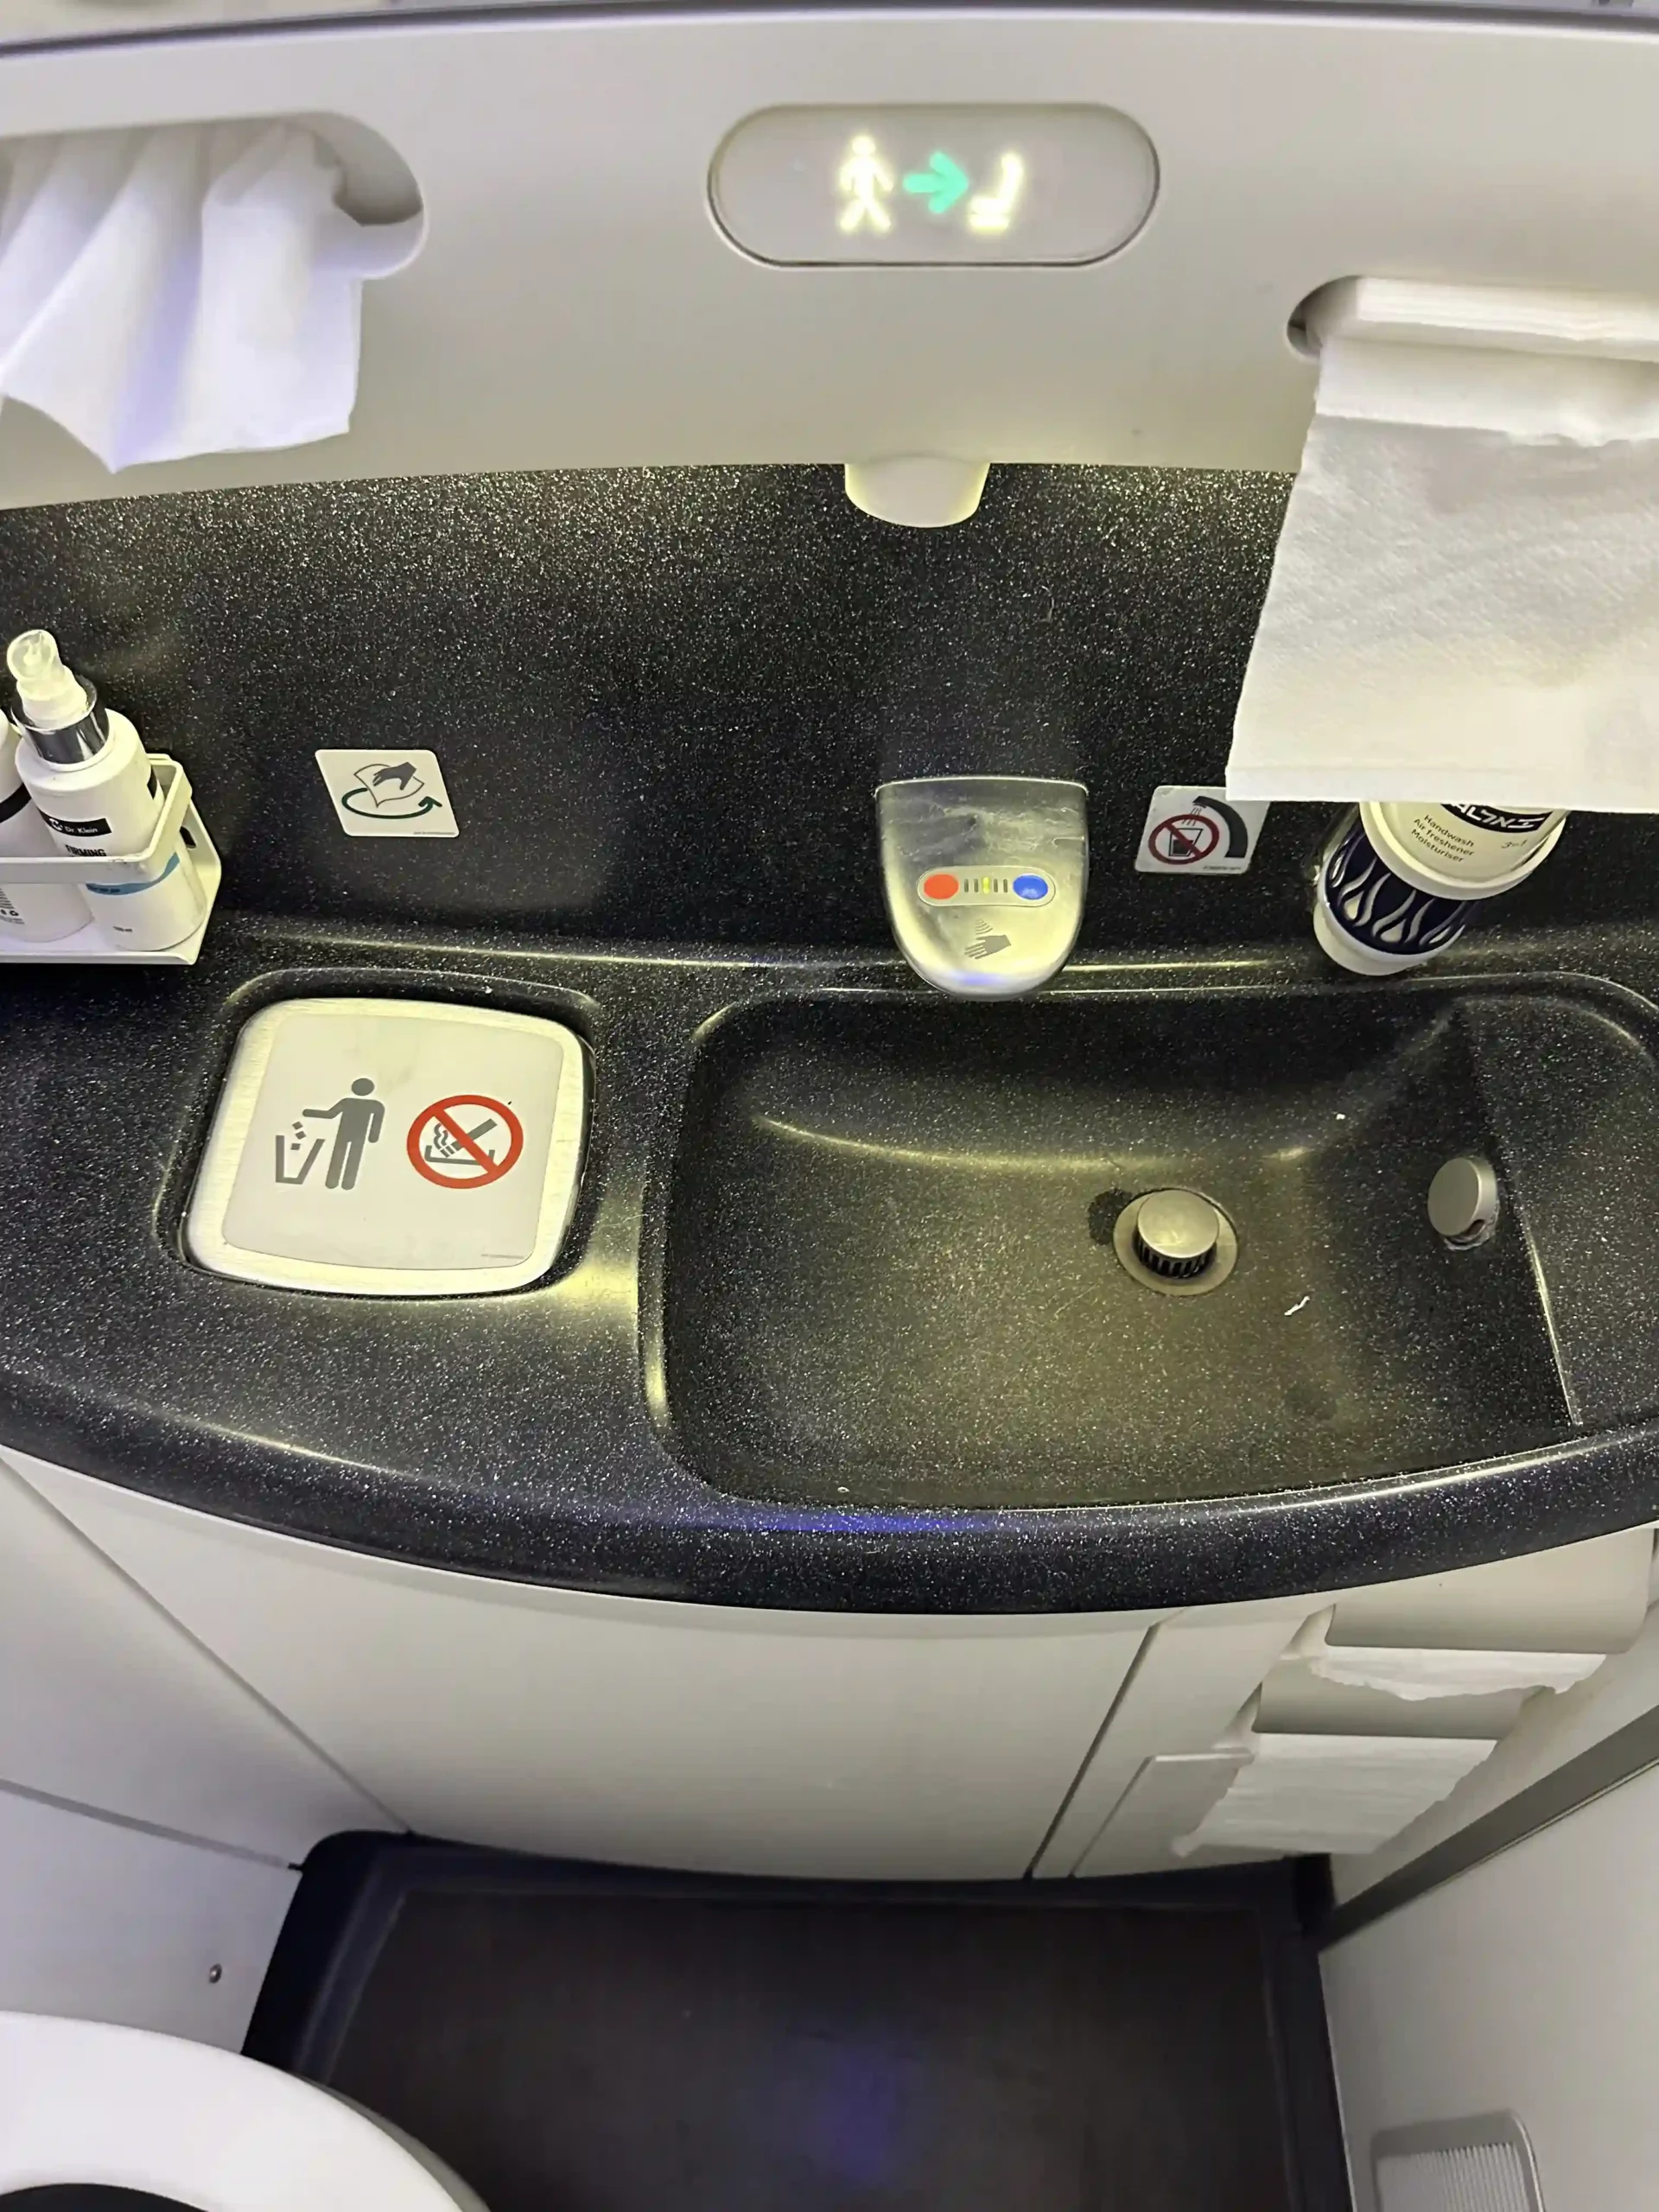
left=968, top=154, right=1027, bottom=234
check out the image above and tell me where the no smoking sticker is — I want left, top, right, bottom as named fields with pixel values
left=1135, top=786, right=1269, bottom=876
left=407, top=1094, right=524, bottom=1188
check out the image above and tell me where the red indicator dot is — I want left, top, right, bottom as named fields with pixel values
left=923, top=873, right=960, bottom=900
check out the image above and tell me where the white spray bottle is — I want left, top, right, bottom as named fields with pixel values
left=7, top=630, right=204, bottom=952
left=0, top=718, right=91, bottom=942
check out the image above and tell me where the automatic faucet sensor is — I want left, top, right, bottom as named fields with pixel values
left=876, top=776, right=1089, bottom=999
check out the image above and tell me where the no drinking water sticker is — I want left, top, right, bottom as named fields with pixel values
left=1135, top=787, right=1269, bottom=876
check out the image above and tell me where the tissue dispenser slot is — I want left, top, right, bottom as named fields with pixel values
left=1173, top=1731, right=1497, bottom=1859
left=1325, top=1525, right=1651, bottom=1652
left=1255, top=1662, right=1529, bottom=1742
left=0, top=121, right=424, bottom=474
left=0, top=113, right=424, bottom=234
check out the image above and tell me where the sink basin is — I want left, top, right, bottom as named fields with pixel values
left=661, top=986, right=1586, bottom=1509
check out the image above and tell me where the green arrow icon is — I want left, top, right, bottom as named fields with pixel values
left=902, top=151, right=970, bottom=216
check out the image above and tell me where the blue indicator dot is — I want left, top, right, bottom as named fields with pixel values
left=1013, top=874, right=1049, bottom=900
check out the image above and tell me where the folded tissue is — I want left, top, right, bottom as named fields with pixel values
left=1172, top=1732, right=1496, bottom=1858
left=0, top=122, right=423, bottom=470
left=1229, top=277, right=1659, bottom=812
left=1289, top=1611, right=1605, bottom=1702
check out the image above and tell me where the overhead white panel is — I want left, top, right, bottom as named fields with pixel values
left=0, top=12, right=1658, bottom=498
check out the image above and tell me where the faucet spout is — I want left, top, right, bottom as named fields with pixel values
left=875, top=776, right=1089, bottom=999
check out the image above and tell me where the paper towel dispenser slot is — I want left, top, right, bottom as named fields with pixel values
left=710, top=105, right=1158, bottom=267
left=1288, top=274, right=1659, bottom=363
left=1232, top=272, right=1659, bottom=813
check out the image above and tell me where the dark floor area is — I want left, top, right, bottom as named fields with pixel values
left=254, top=1844, right=1345, bottom=2212
left=341, top=1890, right=1287, bottom=2211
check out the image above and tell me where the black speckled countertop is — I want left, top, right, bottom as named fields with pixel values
left=5, top=907, right=1659, bottom=1614
left=3, top=464, right=1659, bottom=1611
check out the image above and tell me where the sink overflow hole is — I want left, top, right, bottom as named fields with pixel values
left=1427, top=1154, right=1501, bottom=1249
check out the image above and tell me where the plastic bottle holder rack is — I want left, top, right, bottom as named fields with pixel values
left=0, top=756, right=221, bottom=965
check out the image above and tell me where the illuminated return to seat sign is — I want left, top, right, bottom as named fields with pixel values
left=712, top=106, right=1160, bottom=268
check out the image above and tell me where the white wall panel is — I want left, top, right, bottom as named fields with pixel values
left=0, top=1786, right=296, bottom=2047
left=1325, top=1761, right=1659, bottom=2212
left=0, top=1452, right=395, bottom=1860
left=14, top=1454, right=1154, bottom=1880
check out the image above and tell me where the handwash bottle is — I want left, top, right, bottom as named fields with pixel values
left=1314, top=798, right=1566, bottom=975
left=7, top=630, right=204, bottom=952
left=1367, top=802, right=1566, bottom=888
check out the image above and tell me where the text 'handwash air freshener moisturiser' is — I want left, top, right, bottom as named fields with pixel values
left=0, top=717, right=89, bottom=942
left=7, top=629, right=204, bottom=951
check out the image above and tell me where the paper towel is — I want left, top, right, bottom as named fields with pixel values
left=1172, top=1732, right=1495, bottom=1858
left=1289, top=1612, right=1605, bottom=1701
left=0, top=122, right=422, bottom=469
left=1228, top=294, right=1659, bottom=812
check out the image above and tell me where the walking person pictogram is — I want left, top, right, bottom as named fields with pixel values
left=301, top=1077, right=385, bottom=1191
left=837, top=134, right=896, bottom=234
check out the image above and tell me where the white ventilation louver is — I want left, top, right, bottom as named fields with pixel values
left=1376, top=2116, right=1543, bottom=2212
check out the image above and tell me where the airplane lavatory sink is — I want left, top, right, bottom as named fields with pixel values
left=660, top=981, right=1659, bottom=1510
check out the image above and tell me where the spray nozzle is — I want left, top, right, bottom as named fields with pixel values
left=8, top=628, right=90, bottom=732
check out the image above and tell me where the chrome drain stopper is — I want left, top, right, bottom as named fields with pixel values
left=1133, top=1188, right=1222, bottom=1280
left=1113, top=1188, right=1239, bottom=1297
